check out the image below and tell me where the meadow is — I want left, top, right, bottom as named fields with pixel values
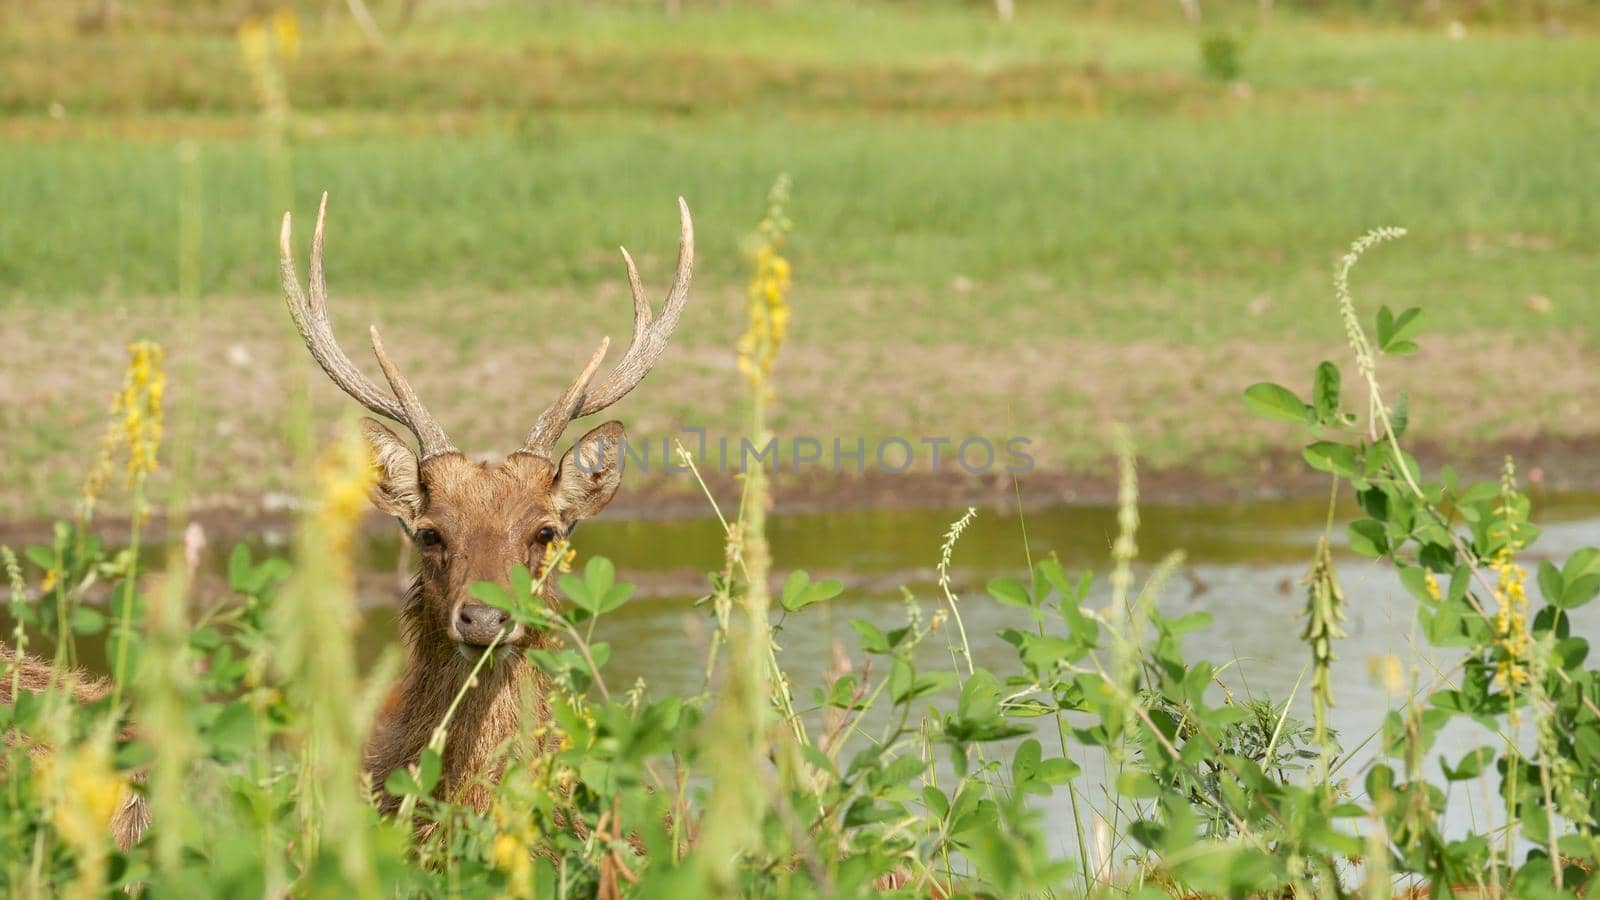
left=4, top=2, right=1600, bottom=898
left=1, top=1, right=1597, bottom=516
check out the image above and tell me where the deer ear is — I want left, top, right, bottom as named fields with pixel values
left=362, top=417, right=424, bottom=522
left=553, top=421, right=625, bottom=525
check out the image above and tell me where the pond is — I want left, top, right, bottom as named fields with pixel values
left=11, top=492, right=1600, bottom=855
left=564, top=492, right=1600, bottom=852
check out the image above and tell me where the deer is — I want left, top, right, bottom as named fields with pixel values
left=281, top=193, right=694, bottom=815
left=1, top=192, right=693, bottom=845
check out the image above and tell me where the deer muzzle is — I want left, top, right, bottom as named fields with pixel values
left=452, top=603, right=522, bottom=649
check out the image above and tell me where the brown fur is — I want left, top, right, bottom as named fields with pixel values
left=359, top=421, right=625, bottom=814
left=0, top=643, right=151, bottom=851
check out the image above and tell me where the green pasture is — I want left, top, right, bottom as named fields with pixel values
left=0, top=2, right=1596, bottom=514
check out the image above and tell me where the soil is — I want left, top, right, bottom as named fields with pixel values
left=2, top=296, right=1597, bottom=547
left=1, top=433, right=1595, bottom=554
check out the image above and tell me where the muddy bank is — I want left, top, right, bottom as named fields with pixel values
left=1, top=434, right=1594, bottom=553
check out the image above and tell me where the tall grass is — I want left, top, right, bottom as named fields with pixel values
left=5, top=167, right=1600, bottom=897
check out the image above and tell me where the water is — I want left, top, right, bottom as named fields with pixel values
left=12, top=493, right=1600, bottom=857
left=355, top=492, right=1600, bottom=852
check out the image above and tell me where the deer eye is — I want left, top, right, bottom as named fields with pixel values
left=413, top=527, right=443, bottom=550
left=533, top=526, right=558, bottom=546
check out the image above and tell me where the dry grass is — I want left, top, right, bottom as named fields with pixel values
left=3, top=290, right=1596, bottom=519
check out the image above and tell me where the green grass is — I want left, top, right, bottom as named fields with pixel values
left=3, top=102, right=1595, bottom=344
left=2, top=5, right=1596, bottom=335
left=0, top=2, right=1597, bottom=514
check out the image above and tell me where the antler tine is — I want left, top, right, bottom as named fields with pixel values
left=523, top=337, right=612, bottom=456
left=574, top=197, right=694, bottom=418
left=280, top=195, right=455, bottom=457
left=519, top=199, right=694, bottom=457
left=369, top=326, right=457, bottom=459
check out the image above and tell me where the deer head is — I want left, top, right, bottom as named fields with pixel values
left=278, top=194, right=693, bottom=661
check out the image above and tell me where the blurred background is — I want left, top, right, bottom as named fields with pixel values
left=0, top=0, right=1595, bottom=521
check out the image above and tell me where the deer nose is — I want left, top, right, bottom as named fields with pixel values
left=455, top=604, right=513, bottom=647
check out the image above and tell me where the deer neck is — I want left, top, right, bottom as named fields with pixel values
left=365, top=585, right=552, bottom=813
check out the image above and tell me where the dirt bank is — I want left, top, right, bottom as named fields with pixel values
left=2, top=434, right=1594, bottom=553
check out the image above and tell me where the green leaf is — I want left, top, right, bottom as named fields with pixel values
left=872, top=754, right=925, bottom=790
left=1555, top=637, right=1588, bottom=669
left=1312, top=361, right=1341, bottom=423
left=1559, top=573, right=1600, bottom=610
left=1377, top=305, right=1424, bottom=353
left=226, top=543, right=252, bottom=592
left=780, top=571, right=809, bottom=611
left=1563, top=547, right=1600, bottom=581
left=1038, top=756, right=1080, bottom=781
left=890, top=658, right=914, bottom=703
left=24, top=545, right=54, bottom=573
left=825, top=675, right=861, bottom=709
left=509, top=564, right=532, bottom=604
left=957, top=669, right=1002, bottom=723
left=558, top=573, right=593, bottom=612
left=206, top=701, right=257, bottom=759
left=384, top=768, right=421, bottom=798
left=850, top=619, right=891, bottom=654
left=1559, top=833, right=1598, bottom=864
left=801, top=744, right=838, bottom=779
left=1302, top=441, right=1360, bottom=478
left=583, top=557, right=615, bottom=606
left=986, top=577, right=1031, bottom=608
left=1242, top=382, right=1313, bottom=425
left=1440, top=746, right=1494, bottom=781
left=1116, top=770, right=1161, bottom=799
left=1538, top=561, right=1564, bottom=606
left=71, top=606, right=106, bottom=635
left=1005, top=630, right=1080, bottom=672
left=779, top=570, right=844, bottom=612
left=1389, top=392, right=1410, bottom=439
left=1347, top=520, right=1389, bottom=558
left=896, top=670, right=957, bottom=705
left=114, top=739, right=154, bottom=771
left=416, top=748, right=441, bottom=794
left=1397, top=565, right=1432, bottom=602
left=470, top=581, right=515, bottom=611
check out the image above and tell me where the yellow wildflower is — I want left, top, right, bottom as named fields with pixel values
left=271, top=8, right=301, bottom=60
left=1490, top=548, right=1531, bottom=692
left=490, top=831, right=533, bottom=895
left=236, top=16, right=269, bottom=67
left=1368, top=654, right=1406, bottom=694
left=490, top=831, right=524, bottom=869
left=1423, top=570, right=1441, bottom=602
left=315, top=429, right=379, bottom=575
left=237, top=9, right=291, bottom=119
left=35, top=742, right=128, bottom=897
left=80, top=341, right=166, bottom=519
left=542, top=541, right=577, bottom=575
left=737, top=175, right=794, bottom=392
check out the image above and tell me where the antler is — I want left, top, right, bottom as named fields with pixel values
left=280, top=193, right=457, bottom=460
left=523, top=197, right=694, bottom=458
